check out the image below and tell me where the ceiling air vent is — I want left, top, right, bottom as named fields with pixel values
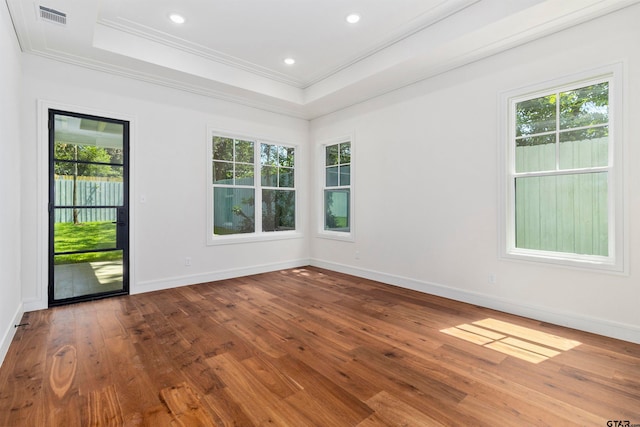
left=39, top=6, right=66, bottom=25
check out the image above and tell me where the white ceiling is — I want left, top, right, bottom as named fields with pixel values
left=7, top=0, right=639, bottom=119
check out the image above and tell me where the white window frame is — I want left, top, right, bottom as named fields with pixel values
left=207, top=128, right=301, bottom=245
left=499, top=64, right=626, bottom=273
left=318, top=135, right=355, bottom=241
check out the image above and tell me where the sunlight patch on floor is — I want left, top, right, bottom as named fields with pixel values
left=54, top=261, right=123, bottom=299
left=441, top=318, right=581, bottom=364
left=91, top=261, right=123, bottom=286
left=289, top=268, right=310, bottom=276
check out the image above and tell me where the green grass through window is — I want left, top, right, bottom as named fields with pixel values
left=54, top=221, right=122, bottom=264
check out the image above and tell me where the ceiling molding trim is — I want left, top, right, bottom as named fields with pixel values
left=94, top=0, right=479, bottom=90
left=92, top=22, right=305, bottom=105
left=23, top=49, right=310, bottom=120
left=10, top=0, right=640, bottom=121
left=95, top=17, right=306, bottom=88
left=300, top=0, right=480, bottom=88
left=304, top=0, right=640, bottom=119
left=5, top=0, right=35, bottom=51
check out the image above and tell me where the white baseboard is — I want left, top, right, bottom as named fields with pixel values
left=18, top=258, right=638, bottom=346
left=22, top=259, right=312, bottom=310
left=310, top=259, right=640, bottom=344
left=23, top=299, right=47, bottom=313
left=133, top=258, right=311, bottom=295
left=0, top=303, right=24, bottom=368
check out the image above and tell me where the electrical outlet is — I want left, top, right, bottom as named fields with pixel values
left=488, top=273, right=496, bottom=284
left=185, top=257, right=192, bottom=267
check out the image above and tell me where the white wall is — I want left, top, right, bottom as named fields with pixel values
left=310, top=5, right=640, bottom=343
left=20, top=55, right=310, bottom=310
left=0, top=1, right=24, bottom=363
left=8, top=2, right=639, bottom=354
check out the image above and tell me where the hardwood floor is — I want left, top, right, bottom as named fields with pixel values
left=1, top=267, right=639, bottom=426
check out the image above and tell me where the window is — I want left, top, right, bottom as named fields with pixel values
left=503, top=66, right=624, bottom=271
left=260, top=143, right=295, bottom=232
left=323, top=140, right=352, bottom=235
left=209, top=132, right=297, bottom=242
left=212, top=136, right=255, bottom=234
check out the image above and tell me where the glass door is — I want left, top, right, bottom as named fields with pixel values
left=48, top=110, right=129, bottom=306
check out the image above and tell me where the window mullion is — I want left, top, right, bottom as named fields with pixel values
left=235, top=138, right=241, bottom=186
left=255, top=141, right=262, bottom=233
left=514, top=165, right=610, bottom=178
left=555, top=90, right=560, bottom=171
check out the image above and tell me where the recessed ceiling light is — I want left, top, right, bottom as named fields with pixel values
left=284, top=58, right=296, bottom=65
left=346, top=13, right=360, bottom=24
left=169, top=13, right=185, bottom=24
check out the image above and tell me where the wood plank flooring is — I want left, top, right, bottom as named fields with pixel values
left=1, top=267, right=639, bottom=426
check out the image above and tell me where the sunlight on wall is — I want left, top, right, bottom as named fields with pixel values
left=441, top=318, right=581, bottom=364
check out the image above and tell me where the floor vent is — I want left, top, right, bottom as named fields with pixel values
left=39, top=6, right=66, bottom=25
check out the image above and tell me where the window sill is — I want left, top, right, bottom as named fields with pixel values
left=207, top=231, right=303, bottom=246
left=316, top=230, right=355, bottom=242
left=503, top=248, right=624, bottom=274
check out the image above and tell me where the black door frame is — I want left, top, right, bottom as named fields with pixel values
left=48, top=109, right=130, bottom=306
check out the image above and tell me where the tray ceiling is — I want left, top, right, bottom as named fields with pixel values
left=7, top=0, right=639, bottom=118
